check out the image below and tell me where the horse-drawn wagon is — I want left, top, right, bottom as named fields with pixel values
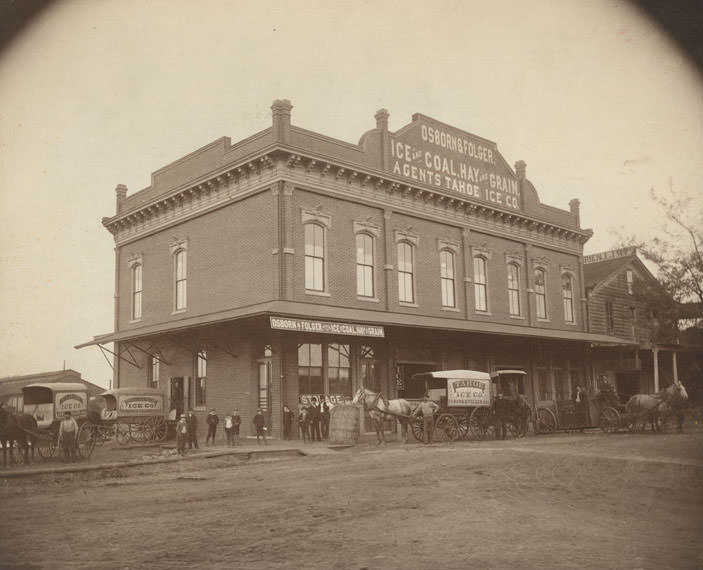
left=21, top=382, right=97, bottom=459
left=534, top=380, right=689, bottom=435
left=352, top=369, right=532, bottom=444
left=409, top=370, right=532, bottom=442
left=88, top=387, right=169, bottom=445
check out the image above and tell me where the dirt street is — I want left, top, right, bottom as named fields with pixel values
left=1, top=431, right=702, bottom=570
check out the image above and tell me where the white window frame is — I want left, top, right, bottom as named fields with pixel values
left=473, top=256, right=488, bottom=312
left=397, top=241, right=415, bottom=304
left=562, top=273, right=575, bottom=324
left=507, top=263, right=521, bottom=316
left=170, top=239, right=188, bottom=313
left=195, top=350, right=207, bottom=409
left=439, top=249, right=457, bottom=309
left=534, top=267, right=548, bottom=320
left=128, top=254, right=143, bottom=321
left=302, top=209, right=331, bottom=295
left=355, top=232, right=375, bottom=298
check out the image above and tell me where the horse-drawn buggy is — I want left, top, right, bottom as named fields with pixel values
left=352, top=369, right=532, bottom=444
left=19, top=382, right=97, bottom=460
left=534, top=380, right=689, bottom=435
left=87, top=387, right=170, bottom=445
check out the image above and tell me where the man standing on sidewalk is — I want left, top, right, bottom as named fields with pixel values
left=412, top=395, right=439, bottom=445
left=58, top=411, right=79, bottom=462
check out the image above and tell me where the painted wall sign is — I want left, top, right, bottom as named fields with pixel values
left=299, top=394, right=352, bottom=407
left=446, top=376, right=491, bottom=407
left=389, top=116, right=521, bottom=210
left=54, top=392, right=87, bottom=417
left=270, top=317, right=385, bottom=337
left=119, top=396, right=163, bottom=411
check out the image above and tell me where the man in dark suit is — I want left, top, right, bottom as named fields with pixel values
left=308, top=397, right=321, bottom=442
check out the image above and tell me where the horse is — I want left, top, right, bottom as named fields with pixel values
left=352, top=387, right=415, bottom=445
left=624, top=381, right=688, bottom=432
left=0, top=405, right=38, bottom=467
left=491, top=381, right=531, bottom=439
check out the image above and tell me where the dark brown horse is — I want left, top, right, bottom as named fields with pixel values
left=493, top=381, right=532, bottom=439
left=0, top=405, right=38, bottom=466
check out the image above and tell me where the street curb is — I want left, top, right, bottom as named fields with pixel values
left=0, top=447, right=307, bottom=479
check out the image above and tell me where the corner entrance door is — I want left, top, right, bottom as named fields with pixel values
left=170, top=377, right=185, bottom=421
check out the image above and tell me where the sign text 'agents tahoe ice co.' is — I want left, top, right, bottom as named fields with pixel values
left=269, top=317, right=385, bottom=337
left=388, top=116, right=521, bottom=210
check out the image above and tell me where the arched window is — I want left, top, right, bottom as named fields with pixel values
left=535, top=268, right=547, bottom=319
left=473, top=256, right=488, bottom=312
left=174, top=249, right=187, bottom=311
left=305, top=223, right=325, bottom=291
left=507, top=263, right=521, bottom=316
left=562, top=274, right=575, bottom=323
left=397, top=241, right=415, bottom=303
left=440, top=250, right=456, bottom=308
left=356, top=233, right=374, bottom=297
left=131, top=262, right=142, bottom=320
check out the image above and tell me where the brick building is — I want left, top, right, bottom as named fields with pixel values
left=77, top=100, right=625, bottom=437
left=584, top=247, right=680, bottom=399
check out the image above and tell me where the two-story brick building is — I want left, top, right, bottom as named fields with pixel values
left=584, top=247, right=680, bottom=400
left=77, top=100, right=628, bottom=437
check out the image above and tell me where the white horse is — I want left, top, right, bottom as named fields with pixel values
left=625, top=381, right=688, bottom=432
left=352, top=387, right=414, bottom=445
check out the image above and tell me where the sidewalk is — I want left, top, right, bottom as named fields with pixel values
left=0, top=437, right=349, bottom=479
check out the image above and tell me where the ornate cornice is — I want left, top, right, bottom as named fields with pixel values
left=104, top=148, right=591, bottom=250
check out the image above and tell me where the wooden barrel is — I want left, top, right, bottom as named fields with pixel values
left=329, top=405, right=360, bottom=444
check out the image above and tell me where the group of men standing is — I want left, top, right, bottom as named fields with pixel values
left=298, top=397, right=330, bottom=442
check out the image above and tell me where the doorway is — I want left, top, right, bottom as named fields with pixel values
left=169, top=377, right=185, bottom=421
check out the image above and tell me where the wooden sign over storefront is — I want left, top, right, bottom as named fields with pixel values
left=270, top=317, right=385, bottom=338
left=388, top=114, right=521, bottom=211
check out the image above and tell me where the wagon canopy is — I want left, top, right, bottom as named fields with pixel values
left=22, top=382, right=89, bottom=427
left=98, top=387, right=165, bottom=418
left=411, top=370, right=492, bottom=408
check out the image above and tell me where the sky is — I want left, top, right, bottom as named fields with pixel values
left=0, top=0, right=701, bottom=389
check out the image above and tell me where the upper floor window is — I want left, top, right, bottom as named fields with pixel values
left=626, top=270, right=634, bottom=295
left=356, top=233, right=375, bottom=298
left=195, top=350, right=207, bottom=407
left=148, top=353, right=160, bottom=389
left=562, top=274, right=575, bottom=323
left=440, top=250, right=456, bottom=308
left=507, top=263, right=521, bottom=316
left=535, top=268, right=547, bottom=319
left=397, top=241, right=415, bottom=303
left=605, top=300, right=615, bottom=334
left=131, top=262, right=142, bottom=320
left=174, top=249, right=187, bottom=311
left=473, top=256, right=488, bottom=312
left=305, top=223, right=325, bottom=291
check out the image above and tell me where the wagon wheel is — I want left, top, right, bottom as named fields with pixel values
left=36, top=433, right=57, bottom=459
left=468, top=407, right=492, bottom=440
left=599, top=407, right=621, bottom=433
left=435, top=414, right=460, bottom=442
left=534, top=407, right=557, bottom=435
left=456, top=414, right=470, bottom=440
left=115, top=423, right=131, bottom=445
left=130, top=420, right=152, bottom=443
left=411, top=417, right=424, bottom=442
left=149, top=417, right=168, bottom=442
left=77, top=422, right=97, bottom=459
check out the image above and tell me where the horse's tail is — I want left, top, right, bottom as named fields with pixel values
left=625, top=395, right=640, bottom=414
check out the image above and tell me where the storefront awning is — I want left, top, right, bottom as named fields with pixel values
left=75, top=300, right=637, bottom=351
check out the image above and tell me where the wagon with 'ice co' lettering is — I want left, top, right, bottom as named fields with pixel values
left=21, top=382, right=97, bottom=459
left=87, top=387, right=169, bottom=446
